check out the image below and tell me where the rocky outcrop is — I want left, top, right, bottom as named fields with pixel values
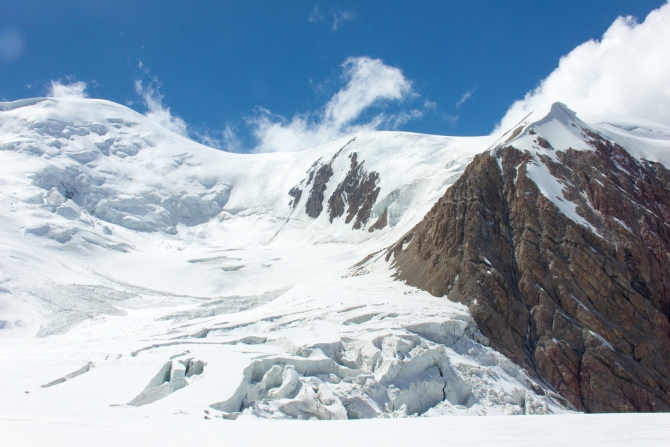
left=305, top=158, right=335, bottom=219
left=368, top=209, right=388, bottom=232
left=288, top=186, right=302, bottom=209
left=290, top=138, right=357, bottom=219
left=288, top=138, right=383, bottom=230
left=388, top=121, right=670, bottom=412
left=327, top=152, right=381, bottom=230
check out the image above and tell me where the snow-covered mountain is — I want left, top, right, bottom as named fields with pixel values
left=1, top=97, right=669, bottom=423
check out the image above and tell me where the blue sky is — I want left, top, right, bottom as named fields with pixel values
left=1, top=0, right=668, bottom=152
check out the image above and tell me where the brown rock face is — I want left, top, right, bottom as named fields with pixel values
left=368, top=208, right=388, bottom=232
left=304, top=159, right=335, bottom=219
left=288, top=186, right=302, bottom=209
left=388, top=130, right=670, bottom=412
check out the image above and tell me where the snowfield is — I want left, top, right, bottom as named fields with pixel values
left=3, top=413, right=670, bottom=447
left=1, top=97, right=669, bottom=445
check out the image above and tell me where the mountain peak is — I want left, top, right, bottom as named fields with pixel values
left=494, top=102, right=595, bottom=158
left=388, top=101, right=670, bottom=413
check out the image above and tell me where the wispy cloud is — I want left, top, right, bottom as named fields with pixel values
left=443, top=114, right=459, bottom=125
left=138, top=59, right=150, bottom=74
left=245, top=56, right=423, bottom=153
left=456, top=86, right=476, bottom=108
left=127, top=57, right=433, bottom=152
left=308, top=7, right=324, bottom=23
left=309, top=6, right=356, bottom=31
left=134, top=77, right=188, bottom=137
left=192, top=124, right=244, bottom=153
left=331, top=10, right=356, bottom=31
left=496, top=2, right=670, bottom=133
left=47, top=80, right=88, bottom=98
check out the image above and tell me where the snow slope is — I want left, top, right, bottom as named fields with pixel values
left=1, top=97, right=669, bottom=442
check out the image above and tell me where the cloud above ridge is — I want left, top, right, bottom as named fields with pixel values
left=47, top=80, right=88, bottom=98
left=248, top=56, right=423, bottom=153
left=134, top=78, right=188, bottom=137
left=496, top=2, right=670, bottom=133
left=456, top=87, right=476, bottom=108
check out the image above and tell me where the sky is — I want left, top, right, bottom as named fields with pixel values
left=1, top=0, right=669, bottom=152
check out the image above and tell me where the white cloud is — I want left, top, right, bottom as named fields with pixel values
left=456, top=87, right=476, bottom=108
left=309, top=7, right=323, bottom=23
left=331, top=10, right=356, bottom=31
left=444, top=114, right=459, bottom=125
left=47, top=80, right=88, bottom=98
left=138, top=59, right=150, bottom=74
left=496, top=2, right=670, bottom=133
left=193, top=124, right=244, bottom=153
left=309, top=7, right=356, bottom=31
left=126, top=58, right=431, bottom=153
left=247, top=56, right=420, bottom=153
left=134, top=78, right=188, bottom=137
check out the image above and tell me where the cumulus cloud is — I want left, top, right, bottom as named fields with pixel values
left=456, top=87, right=476, bottom=108
left=247, top=56, right=422, bottom=153
left=134, top=78, right=188, bottom=137
left=496, top=2, right=670, bottom=133
left=47, top=80, right=88, bottom=98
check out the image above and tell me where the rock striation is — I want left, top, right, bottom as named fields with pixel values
left=388, top=104, right=670, bottom=412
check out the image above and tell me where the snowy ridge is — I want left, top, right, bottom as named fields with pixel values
left=0, top=97, right=492, bottom=245
left=493, top=103, right=600, bottom=230
left=491, top=102, right=670, bottom=233
left=585, top=114, right=670, bottom=167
